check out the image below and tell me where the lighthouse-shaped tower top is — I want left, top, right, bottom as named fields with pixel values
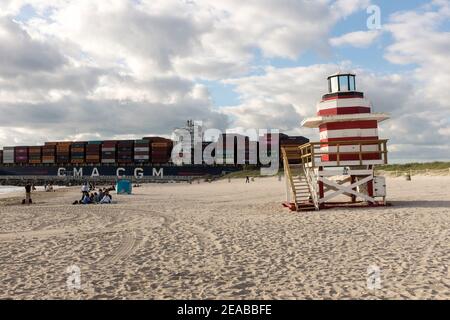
left=302, top=72, right=389, bottom=128
left=301, top=72, right=390, bottom=166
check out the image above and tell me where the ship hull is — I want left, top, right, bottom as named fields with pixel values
left=0, top=164, right=241, bottom=178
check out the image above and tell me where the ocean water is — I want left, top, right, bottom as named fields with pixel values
left=0, top=186, right=24, bottom=194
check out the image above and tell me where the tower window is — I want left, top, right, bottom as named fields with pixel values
left=349, top=75, right=356, bottom=91
left=339, top=75, right=349, bottom=91
left=330, top=76, right=339, bottom=93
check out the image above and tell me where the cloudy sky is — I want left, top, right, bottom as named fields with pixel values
left=0, top=0, right=449, bottom=162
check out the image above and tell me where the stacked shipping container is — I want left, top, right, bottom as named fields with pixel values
left=2, top=147, right=14, bottom=164
left=279, top=135, right=309, bottom=165
left=280, top=136, right=309, bottom=147
left=247, top=141, right=258, bottom=165
left=86, top=141, right=101, bottom=163
left=102, top=141, right=116, bottom=164
left=118, top=140, right=134, bottom=164
left=71, top=142, right=86, bottom=164
left=215, top=135, right=226, bottom=165
left=15, top=147, right=28, bottom=164
left=29, top=147, right=42, bottom=164
left=43, top=143, right=56, bottom=164
left=151, top=141, right=172, bottom=163
left=56, top=142, right=71, bottom=163
left=235, top=135, right=249, bottom=165
left=216, top=134, right=247, bottom=165
left=0, top=134, right=307, bottom=166
left=134, top=140, right=150, bottom=163
left=259, top=133, right=288, bottom=162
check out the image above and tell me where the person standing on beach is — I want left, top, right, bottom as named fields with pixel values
left=245, top=176, right=250, bottom=184
left=24, top=183, right=32, bottom=205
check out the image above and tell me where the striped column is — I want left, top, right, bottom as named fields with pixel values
left=316, top=97, right=371, bottom=116
left=318, top=98, right=380, bottom=161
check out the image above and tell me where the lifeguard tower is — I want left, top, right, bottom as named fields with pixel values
left=282, top=72, right=389, bottom=211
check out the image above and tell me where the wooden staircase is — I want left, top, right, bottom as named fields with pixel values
left=281, top=147, right=316, bottom=211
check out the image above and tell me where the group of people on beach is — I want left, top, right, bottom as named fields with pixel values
left=72, top=183, right=114, bottom=205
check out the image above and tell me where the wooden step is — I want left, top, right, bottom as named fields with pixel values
left=295, top=200, right=313, bottom=204
left=297, top=206, right=317, bottom=212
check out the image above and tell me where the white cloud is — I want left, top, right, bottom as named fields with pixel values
left=384, top=0, right=450, bottom=106
left=0, top=0, right=370, bottom=138
left=31, top=0, right=369, bottom=80
left=0, top=16, right=66, bottom=76
left=439, top=127, right=450, bottom=136
left=330, top=30, right=382, bottom=48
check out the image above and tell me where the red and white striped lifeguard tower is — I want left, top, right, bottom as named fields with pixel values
left=281, top=72, right=390, bottom=211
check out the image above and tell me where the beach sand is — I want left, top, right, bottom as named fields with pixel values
left=0, top=176, right=449, bottom=299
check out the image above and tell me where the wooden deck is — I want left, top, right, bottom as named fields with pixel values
left=299, top=139, right=388, bottom=167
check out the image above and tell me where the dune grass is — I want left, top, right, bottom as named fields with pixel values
left=376, top=162, right=450, bottom=172
left=221, top=167, right=283, bottom=179
left=222, top=161, right=450, bottom=179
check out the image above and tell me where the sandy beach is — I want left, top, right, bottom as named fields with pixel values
left=0, top=176, right=449, bottom=299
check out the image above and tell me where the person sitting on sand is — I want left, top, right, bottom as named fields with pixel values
left=46, top=183, right=54, bottom=192
left=81, top=192, right=92, bottom=205
left=97, top=189, right=104, bottom=202
left=73, top=191, right=89, bottom=205
left=100, top=191, right=112, bottom=204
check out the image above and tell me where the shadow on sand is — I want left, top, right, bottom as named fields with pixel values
left=390, top=200, right=450, bottom=208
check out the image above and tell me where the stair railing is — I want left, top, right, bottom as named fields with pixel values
left=303, top=165, right=320, bottom=210
left=281, top=148, right=297, bottom=205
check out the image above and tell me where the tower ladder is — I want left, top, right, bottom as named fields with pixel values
left=281, top=146, right=315, bottom=211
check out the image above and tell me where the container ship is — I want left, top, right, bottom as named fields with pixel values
left=0, top=126, right=308, bottom=180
